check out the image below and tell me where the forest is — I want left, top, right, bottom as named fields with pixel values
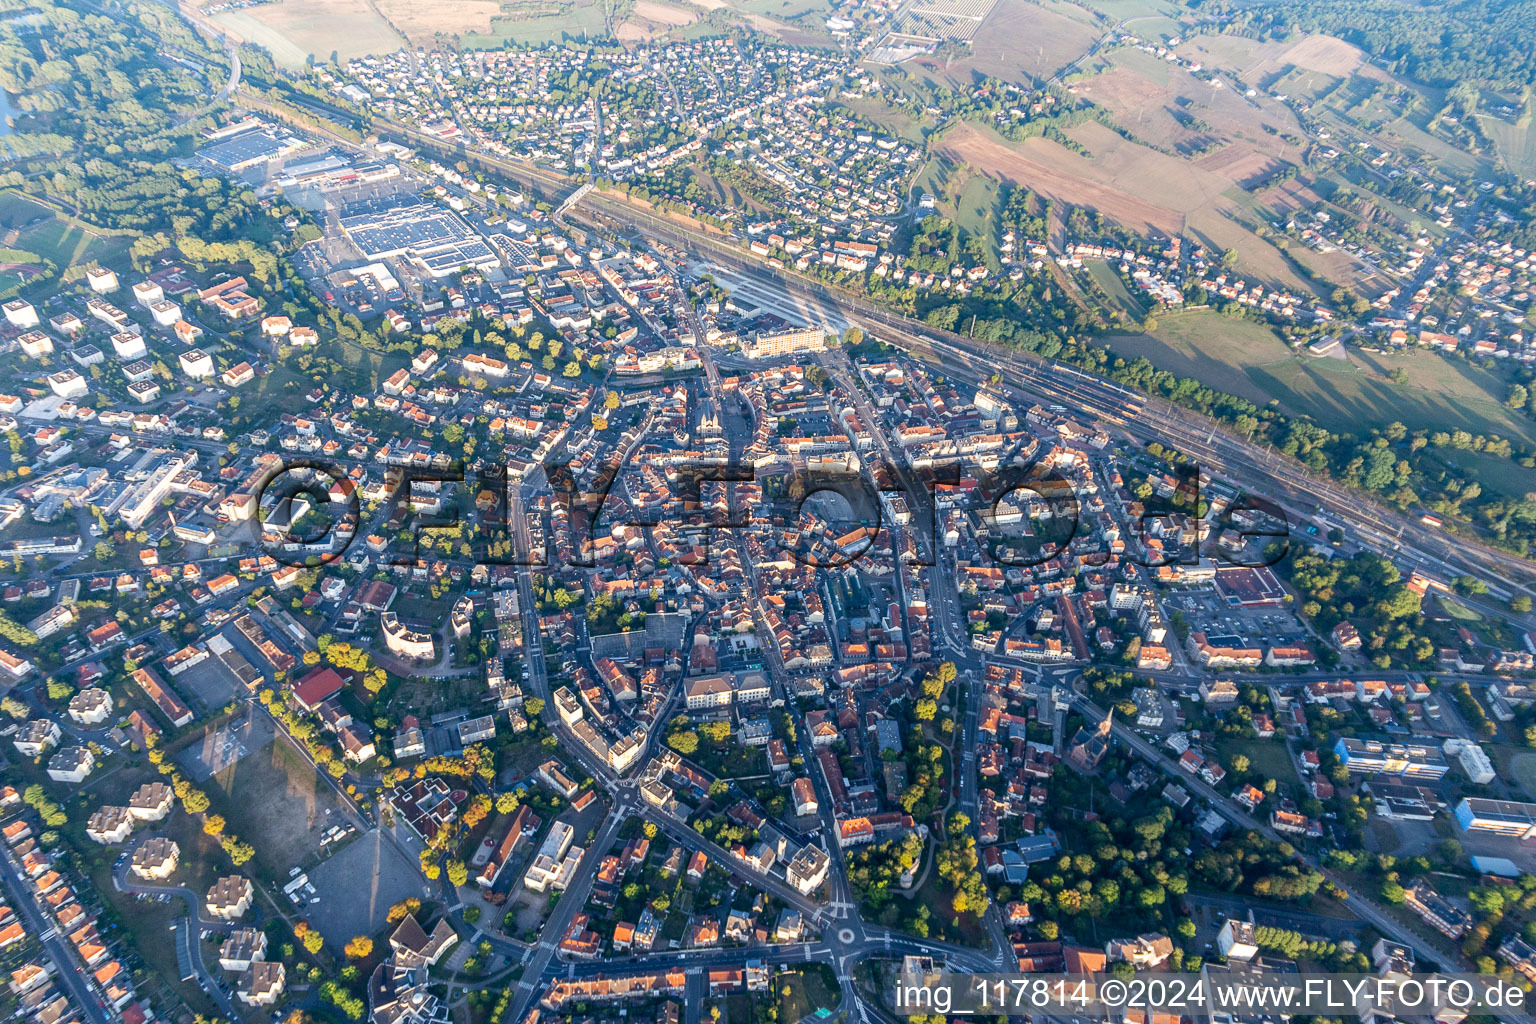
left=1196, top=0, right=1536, bottom=90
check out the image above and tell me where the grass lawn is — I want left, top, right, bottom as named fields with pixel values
left=22, top=218, right=96, bottom=267
left=0, top=191, right=49, bottom=227
left=393, top=594, right=450, bottom=624
left=688, top=738, right=772, bottom=779
left=1214, top=736, right=1295, bottom=785
left=1507, top=752, right=1536, bottom=800
left=92, top=862, right=224, bottom=1018
left=1366, top=818, right=1403, bottom=854
left=1085, top=260, right=1146, bottom=320
left=720, top=994, right=761, bottom=1024
left=731, top=0, right=834, bottom=18
left=911, top=876, right=988, bottom=947
left=229, top=364, right=317, bottom=430
left=1440, top=598, right=1482, bottom=622
left=777, top=964, right=840, bottom=1020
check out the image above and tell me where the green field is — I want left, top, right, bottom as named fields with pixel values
left=1481, top=112, right=1536, bottom=179
left=1079, top=0, right=1180, bottom=20
left=214, top=11, right=321, bottom=68
left=1420, top=448, right=1536, bottom=499
left=730, top=0, right=833, bottom=19
left=20, top=217, right=115, bottom=268
left=460, top=0, right=611, bottom=47
left=776, top=965, right=840, bottom=1021
left=1085, top=260, right=1146, bottom=319
left=0, top=191, right=49, bottom=229
left=1215, top=736, right=1295, bottom=785
left=214, top=6, right=405, bottom=68
left=1510, top=753, right=1536, bottom=800
left=839, top=93, right=931, bottom=144
left=953, top=174, right=1001, bottom=251
left=1106, top=311, right=1536, bottom=443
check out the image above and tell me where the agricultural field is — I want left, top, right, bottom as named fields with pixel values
left=914, top=0, right=1101, bottom=88
left=616, top=0, right=700, bottom=41
left=1481, top=113, right=1536, bottom=180
left=375, top=0, right=506, bottom=43
left=1174, top=33, right=1384, bottom=98
left=1071, top=45, right=1306, bottom=166
left=933, top=119, right=1314, bottom=293
left=1105, top=311, right=1536, bottom=443
left=212, top=0, right=405, bottom=68
left=459, top=0, right=621, bottom=47
left=1177, top=31, right=1501, bottom=179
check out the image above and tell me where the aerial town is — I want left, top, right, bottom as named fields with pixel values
left=5, top=2, right=1536, bottom=1024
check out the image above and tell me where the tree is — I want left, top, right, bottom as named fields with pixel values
left=387, top=898, right=421, bottom=924
left=222, top=836, right=255, bottom=865
left=667, top=729, right=699, bottom=755
left=203, top=814, right=226, bottom=835
left=447, top=860, right=469, bottom=887
left=302, top=930, right=324, bottom=954
left=344, top=936, right=373, bottom=960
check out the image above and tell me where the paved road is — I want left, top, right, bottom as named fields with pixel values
left=112, top=866, right=238, bottom=1018
left=290, top=85, right=1536, bottom=601
left=0, top=841, right=114, bottom=1024
left=1069, top=690, right=1468, bottom=969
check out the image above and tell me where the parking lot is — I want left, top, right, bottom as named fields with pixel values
left=177, top=710, right=273, bottom=782
left=1175, top=590, right=1309, bottom=650
left=306, top=829, right=426, bottom=947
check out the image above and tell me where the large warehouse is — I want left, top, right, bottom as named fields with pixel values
left=338, top=199, right=501, bottom=278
